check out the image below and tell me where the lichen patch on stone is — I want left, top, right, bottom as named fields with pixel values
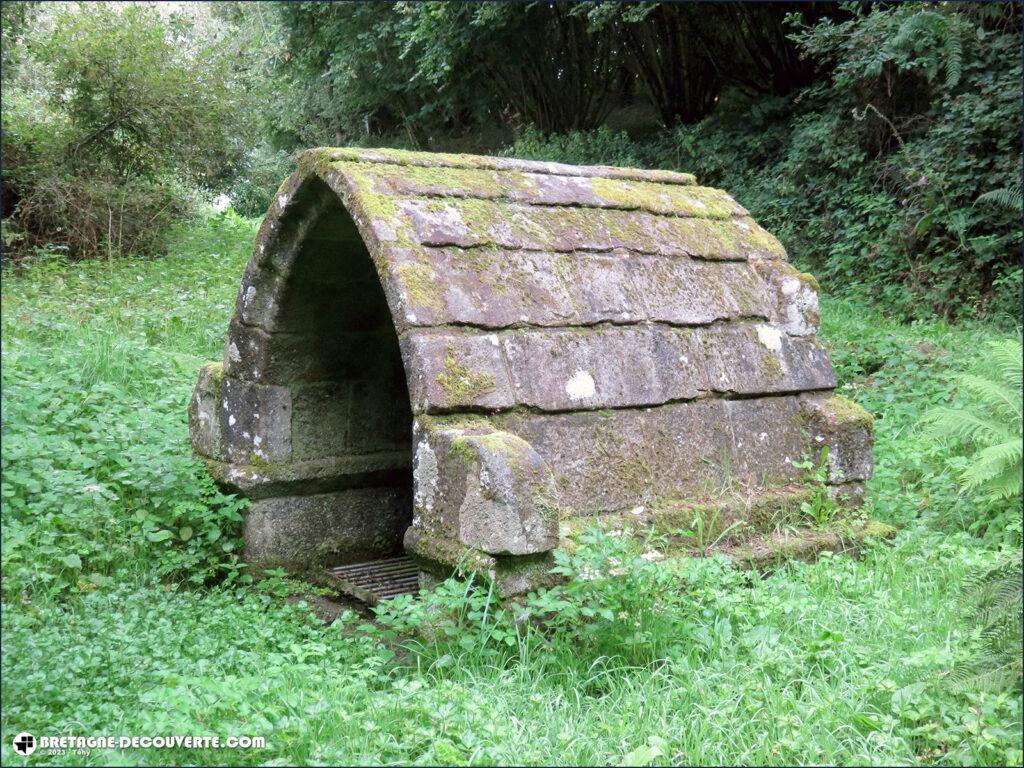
left=564, top=369, right=597, bottom=401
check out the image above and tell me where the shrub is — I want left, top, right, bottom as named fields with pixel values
left=1, top=3, right=244, bottom=259
left=503, top=126, right=645, bottom=168
left=223, top=144, right=296, bottom=217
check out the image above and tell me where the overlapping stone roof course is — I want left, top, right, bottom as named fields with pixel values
left=242, top=147, right=834, bottom=415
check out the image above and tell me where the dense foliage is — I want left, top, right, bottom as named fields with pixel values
left=271, top=1, right=822, bottom=143
left=1, top=216, right=256, bottom=599
left=1, top=3, right=254, bottom=258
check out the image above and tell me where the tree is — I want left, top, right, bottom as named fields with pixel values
left=2, top=2, right=253, bottom=257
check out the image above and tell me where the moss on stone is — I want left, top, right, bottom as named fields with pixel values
left=405, top=527, right=495, bottom=574
left=799, top=271, right=821, bottom=293
left=590, top=176, right=736, bottom=219
left=435, top=348, right=497, bottom=403
left=396, top=261, right=443, bottom=314
left=862, top=520, right=896, bottom=538
left=296, top=148, right=335, bottom=178
left=758, top=342, right=786, bottom=381
left=447, top=435, right=481, bottom=468
left=422, top=413, right=496, bottom=432
left=721, top=518, right=896, bottom=570
left=824, top=395, right=874, bottom=429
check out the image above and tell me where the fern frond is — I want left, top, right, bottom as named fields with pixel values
left=960, top=440, right=1023, bottom=492
left=957, top=374, right=1022, bottom=423
left=925, top=337, right=1022, bottom=502
left=975, top=187, right=1023, bottom=213
left=980, top=464, right=1024, bottom=500
left=926, top=407, right=1011, bottom=446
left=954, top=552, right=1024, bottom=694
left=893, top=10, right=943, bottom=48
left=987, top=338, right=1024, bottom=389
left=943, top=25, right=962, bottom=88
left=949, top=662, right=1023, bottom=695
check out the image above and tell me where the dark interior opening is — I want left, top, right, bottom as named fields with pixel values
left=266, top=177, right=413, bottom=563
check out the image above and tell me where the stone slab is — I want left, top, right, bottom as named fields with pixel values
left=398, top=198, right=785, bottom=260
left=245, top=487, right=412, bottom=568
left=219, top=377, right=292, bottom=464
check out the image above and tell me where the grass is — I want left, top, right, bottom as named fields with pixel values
left=1, top=213, right=1021, bottom=766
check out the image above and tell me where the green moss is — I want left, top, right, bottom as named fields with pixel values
left=564, top=485, right=817, bottom=546
left=435, top=348, right=497, bottom=403
left=405, top=528, right=495, bottom=574
left=201, top=360, right=224, bottom=387
left=741, top=220, right=788, bottom=259
left=296, top=148, right=336, bottom=178
left=396, top=261, right=443, bottom=314
left=422, top=413, right=496, bottom=432
left=799, top=271, right=821, bottom=293
left=247, top=454, right=275, bottom=472
left=825, top=395, right=874, bottom=429
left=863, top=520, right=897, bottom=538
left=447, top=435, right=480, bottom=467
left=472, top=431, right=530, bottom=465
left=590, top=176, right=735, bottom=219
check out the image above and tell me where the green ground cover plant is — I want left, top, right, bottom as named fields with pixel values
left=1, top=216, right=1020, bottom=766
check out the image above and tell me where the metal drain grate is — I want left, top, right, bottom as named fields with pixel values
left=326, top=555, right=420, bottom=605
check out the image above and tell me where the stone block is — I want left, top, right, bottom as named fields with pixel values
left=800, top=394, right=874, bottom=485
left=629, top=258, right=770, bottom=324
left=751, top=260, right=821, bottom=337
left=189, top=362, right=224, bottom=461
left=289, top=381, right=350, bottom=461
left=723, top=396, right=807, bottom=482
left=400, top=197, right=785, bottom=259
left=219, top=377, right=292, bottom=464
left=401, top=331, right=514, bottom=412
left=388, top=250, right=577, bottom=328
left=557, top=253, right=643, bottom=324
left=245, top=487, right=412, bottom=568
left=705, top=324, right=835, bottom=395
left=409, top=424, right=559, bottom=556
left=502, top=327, right=662, bottom=410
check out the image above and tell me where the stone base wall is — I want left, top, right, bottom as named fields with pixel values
left=245, top=487, right=412, bottom=569
left=401, top=391, right=874, bottom=595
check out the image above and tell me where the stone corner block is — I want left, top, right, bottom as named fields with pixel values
left=408, top=422, right=560, bottom=557
left=751, top=260, right=821, bottom=337
left=189, top=362, right=225, bottom=460
left=800, top=394, right=874, bottom=487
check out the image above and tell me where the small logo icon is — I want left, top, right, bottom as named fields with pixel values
left=13, top=732, right=36, bottom=756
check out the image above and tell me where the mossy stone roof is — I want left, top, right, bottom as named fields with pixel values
left=247, top=146, right=834, bottom=415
